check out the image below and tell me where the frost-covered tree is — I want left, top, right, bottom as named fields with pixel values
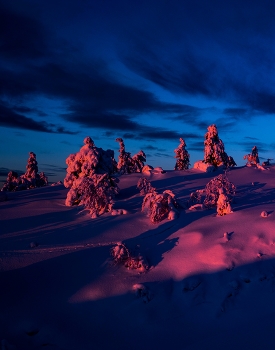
left=216, top=188, right=233, bottom=216
left=142, top=189, right=180, bottom=223
left=244, top=146, right=260, bottom=166
left=203, top=173, right=236, bottom=209
left=110, top=242, right=149, bottom=271
left=137, top=178, right=156, bottom=196
left=115, top=138, right=146, bottom=174
left=204, top=124, right=236, bottom=168
left=64, top=136, right=119, bottom=217
left=174, top=138, right=190, bottom=170
left=1, top=152, right=48, bottom=191
left=132, top=150, right=146, bottom=172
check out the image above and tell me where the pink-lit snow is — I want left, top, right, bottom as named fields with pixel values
left=1, top=165, right=275, bottom=349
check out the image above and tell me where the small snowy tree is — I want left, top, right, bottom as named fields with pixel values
left=174, top=138, right=190, bottom=170
left=137, top=178, right=156, bottom=196
left=203, top=173, right=236, bottom=210
left=116, top=137, right=132, bottom=174
left=64, top=137, right=119, bottom=217
left=204, top=124, right=236, bottom=168
left=142, top=189, right=180, bottom=223
left=110, top=242, right=149, bottom=271
left=244, top=146, right=260, bottom=166
left=216, top=188, right=233, bottom=216
left=1, top=152, right=48, bottom=191
left=115, top=138, right=146, bottom=174
left=132, top=150, right=146, bottom=172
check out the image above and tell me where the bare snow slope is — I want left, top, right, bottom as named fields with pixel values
left=1, top=166, right=275, bottom=349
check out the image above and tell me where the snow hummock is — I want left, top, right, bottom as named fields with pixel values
left=2, top=166, right=275, bottom=349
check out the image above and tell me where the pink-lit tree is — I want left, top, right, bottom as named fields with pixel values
left=174, top=138, right=190, bottom=170
left=64, top=136, right=119, bottom=217
left=116, top=137, right=146, bottom=173
left=1, top=152, right=48, bottom=191
left=204, top=124, right=236, bottom=168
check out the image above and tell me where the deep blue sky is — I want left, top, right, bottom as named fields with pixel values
left=1, top=0, right=275, bottom=183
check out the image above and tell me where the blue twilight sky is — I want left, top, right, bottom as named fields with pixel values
left=1, top=0, right=275, bottom=183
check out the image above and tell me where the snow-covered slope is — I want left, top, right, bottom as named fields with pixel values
left=1, top=166, right=275, bottom=349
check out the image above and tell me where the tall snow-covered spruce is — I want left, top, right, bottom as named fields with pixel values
left=203, top=124, right=236, bottom=168
left=1, top=152, right=48, bottom=191
left=174, top=138, right=190, bottom=170
left=64, top=137, right=119, bottom=218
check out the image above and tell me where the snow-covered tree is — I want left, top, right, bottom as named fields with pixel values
left=142, top=189, right=180, bottom=223
left=203, top=173, right=236, bottom=209
left=132, top=150, right=146, bottom=172
left=115, top=138, right=146, bottom=174
left=174, top=138, right=190, bottom=170
left=204, top=124, right=236, bottom=168
left=137, top=178, right=156, bottom=196
left=64, top=136, right=119, bottom=217
left=216, top=188, right=233, bottom=216
left=110, top=242, right=149, bottom=271
left=1, top=152, right=48, bottom=191
left=244, top=146, right=260, bottom=166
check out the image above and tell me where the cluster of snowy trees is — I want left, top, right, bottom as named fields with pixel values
left=2, top=124, right=268, bottom=221
left=1, top=152, right=48, bottom=191
left=63, top=137, right=148, bottom=217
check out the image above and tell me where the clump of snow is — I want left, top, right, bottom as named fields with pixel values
left=151, top=166, right=165, bottom=174
left=193, top=160, right=215, bottom=173
left=29, top=241, right=39, bottom=248
left=132, top=284, right=153, bottom=303
left=174, top=138, right=190, bottom=170
left=51, top=181, right=63, bottom=186
left=204, top=172, right=236, bottom=209
left=142, top=164, right=154, bottom=174
left=1, top=152, right=48, bottom=191
left=203, top=124, right=236, bottom=169
left=223, top=232, right=230, bottom=241
left=111, top=209, right=128, bottom=215
left=115, top=138, right=146, bottom=174
left=261, top=210, right=268, bottom=218
left=64, top=137, right=119, bottom=217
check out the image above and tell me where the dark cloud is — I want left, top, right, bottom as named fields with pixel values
left=142, top=145, right=165, bottom=152
left=1, top=0, right=275, bottom=146
left=188, top=141, right=204, bottom=152
left=154, top=152, right=172, bottom=158
left=235, top=141, right=271, bottom=153
left=0, top=167, right=24, bottom=176
left=41, top=164, right=66, bottom=173
left=118, top=1, right=275, bottom=116
left=13, top=106, right=47, bottom=117
left=223, top=108, right=250, bottom=117
left=0, top=4, right=48, bottom=61
left=244, top=136, right=259, bottom=140
left=0, top=102, right=77, bottom=134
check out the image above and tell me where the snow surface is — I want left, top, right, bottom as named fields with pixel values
left=1, top=166, right=275, bottom=349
